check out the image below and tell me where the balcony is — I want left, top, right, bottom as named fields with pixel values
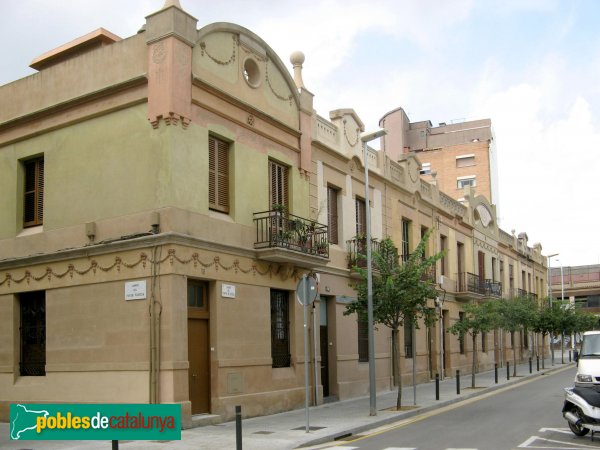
left=456, top=272, right=486, bottom=299
left=421, top=265, right=437, bottom=283
left=254, top=210, right=329, bottom=268
left=485, top=280, right=503, bottom=298
left=346, top=237, right=398, bottom=270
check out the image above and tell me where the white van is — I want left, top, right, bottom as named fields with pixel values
left=574, top=330, right=600, bottom=386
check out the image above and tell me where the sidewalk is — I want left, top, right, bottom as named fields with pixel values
left=1, top=351, right=575, bottom=450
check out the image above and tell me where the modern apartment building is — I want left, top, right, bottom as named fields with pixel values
left=380, top=107, right=499, bottom=207
left=0, top=0, right=547, bottom=426
left=550, top=265, right=600, bottom=313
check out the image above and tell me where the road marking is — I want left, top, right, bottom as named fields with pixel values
left=539, top=427, right=575, bottom=435
left=518, top=435, right=599, bottom=448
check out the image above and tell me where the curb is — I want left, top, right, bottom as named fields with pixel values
left=297, top=362, right=575, bottom=448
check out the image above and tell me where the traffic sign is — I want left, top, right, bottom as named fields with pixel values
left=296, top=275, right=317, bottom=306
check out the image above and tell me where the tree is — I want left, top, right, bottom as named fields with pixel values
left=448, top=300, right=498, bottom=388
left=531, top=297, right=559, bottom=369
left=344, top=229, right=444, bottom=409
left=497, top=296, right=537, bottom=376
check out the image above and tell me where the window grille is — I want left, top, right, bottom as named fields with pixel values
left=20, top=291, right=46, bottom=376
left=270, top=290, right=290, bottom=368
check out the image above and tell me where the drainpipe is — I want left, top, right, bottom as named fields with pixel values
left=149, top=245, right=163, bottom=403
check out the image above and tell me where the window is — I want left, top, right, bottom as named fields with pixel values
left=404, top=316, right=413, bottom=358
left=457, top=177, right=476, bottom=189
left=456, top=154, right=475, bottom=168
left=440, top=235, right=448, bottom=276
left=401, top=219, right=411, bottom=262
left=482, top=332, right=487, bottom=352
left=20, top=291, right=46, bottom=376
left=208, top=136, right=229, bottom=213
left=509, top=264, right=514, bottom=294
left=357, top=313, right=368, bottom=362
left=457, top=242, right=464, bottom=290
left=459, top=312, right=465, bottom=354
left=187, top=281, right=207, bottom=309
left=355, top=197, right=366, bottom=236
left=269, top=160, right=288, bottom=210
left=420, top=162, right=431, bottom=175
left=270, top=290, right=290, bottom=368
left=327, top=186, right=339, bottom=244
left=421, top=226, right=429, bottom=258
left=24, top=157, right=44, bottom=227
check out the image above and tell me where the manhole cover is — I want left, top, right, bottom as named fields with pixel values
left=253, top=431, right=275, bottom=435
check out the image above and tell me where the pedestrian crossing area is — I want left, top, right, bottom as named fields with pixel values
left=323, top=447, right=479, bottom=450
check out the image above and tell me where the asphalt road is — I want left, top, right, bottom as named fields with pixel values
left=322, top=365, right=600, bottom=450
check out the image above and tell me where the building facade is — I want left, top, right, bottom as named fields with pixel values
left=0, top=0, right=547, bottom=426
left=380, top=107, right=499, bottom=207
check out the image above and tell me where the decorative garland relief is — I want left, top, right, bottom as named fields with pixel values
left=0, top=249, right=303, bottom=288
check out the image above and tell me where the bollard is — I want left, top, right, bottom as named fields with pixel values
left=569, top=351, right=572, bottom=362
left=236, top=405, right=242, bottom=450
left=435, top=373, right=440, bottom=400
left=494, top=363, right=498, bottom=384
left=536, top=355, right=539, bottom=372
left=529, top=357, right=532, bottom=374
left=507, top=361, right=510, bottom=380
left=112, top=441, right=119, bottom=450
left=456, top=370, right=460, bottom=395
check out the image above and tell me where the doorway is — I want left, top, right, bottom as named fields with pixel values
left=319, top=298, right=330, bottom=398
left=187, top=281, right=210, bottom=414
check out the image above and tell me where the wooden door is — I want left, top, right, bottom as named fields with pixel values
left=188, top=318, right=210, bottom=414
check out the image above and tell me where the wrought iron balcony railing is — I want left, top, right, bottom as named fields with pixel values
left=421, top=265, right=437, bottom=283
left=254, top=210, right=329, bottom=258
left=346, top=237, right=398, bottom=269
left=457, top=272, right=486, bottom=295
left=485, top=280, right=503, bottom=298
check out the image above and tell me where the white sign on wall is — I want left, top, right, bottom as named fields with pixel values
left=125, top=280, right=147, bottom=301
left=221, top=284, right=236, bottom=298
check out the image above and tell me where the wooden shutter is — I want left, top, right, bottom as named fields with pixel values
left=327, top=186, right=338, bottom=244
left=209, top=136, right=229, bottom=213
left=24, top=157, right=44, bottom=227
left=269, top=160, right=288, bottom=210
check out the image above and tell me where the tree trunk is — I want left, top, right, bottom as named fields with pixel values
left=561, top=332, right=565, bottom=364
left=541, top=333, right=546, bottom=369
left=472, top=333, right=477, bottom=388
left=513, top=331, right=517, bottom=377
left=391, top=329, right=399, bottom=386
left=392, top=328, right=402, bottom=409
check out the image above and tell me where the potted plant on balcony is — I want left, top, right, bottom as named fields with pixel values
left=315, top=239, right=329, bottom=256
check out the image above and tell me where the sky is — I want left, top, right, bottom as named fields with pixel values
left=2, top=0, right=599, bottom=267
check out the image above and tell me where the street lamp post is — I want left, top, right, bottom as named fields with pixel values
left=361, top=128, right=387, bottom=417
left=547, top=253, right=559, bottom=366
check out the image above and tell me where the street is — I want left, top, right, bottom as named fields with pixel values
left=317, top=366, right=600, bottom=450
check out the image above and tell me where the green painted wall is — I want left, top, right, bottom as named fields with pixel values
left=0, top=103, right=310, bottom=239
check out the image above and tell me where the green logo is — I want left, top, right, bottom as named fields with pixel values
left=10, top=404, right=181, bottom=440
